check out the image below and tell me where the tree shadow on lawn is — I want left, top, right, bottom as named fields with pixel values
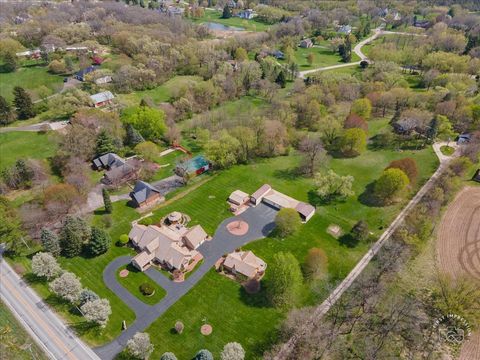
left=358, top=181, right=383, bottom=207
left=23, top=272, right=48, bottom=285
left=307, top=189, right=348, bottom=207
left=338, top=233, right=359, bottom=248
left=273, top=168, right=302, bottom=181
left=238, top=282, right=272, bottom=309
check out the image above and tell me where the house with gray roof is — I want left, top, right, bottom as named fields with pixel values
left=92, top=153, right=125, bottom=170
left=130, top=180, right=164, bottom=208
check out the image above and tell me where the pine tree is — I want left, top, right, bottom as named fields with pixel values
left=60, top=216, right=91, bottom=257
left=3, top=52, right=17, bottom=73
left=13, top=86, right=35, bottom=120
left=275, top=71, right=287, bottom=88
left=0, top=95, right=14, bottom=125
left=40, top=228, right=61, bottom=257
left=102, top=188, right=112, bottom=214
left=222, top=4, right=232, bottom=19
left=96, top=130, right=115, bottom=156
left=88, top=227, right=111, bottom=256
left=125, top=124, right=145, bottom=147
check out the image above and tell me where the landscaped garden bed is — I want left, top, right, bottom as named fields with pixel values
left=116, top=265, right=166, bottom=305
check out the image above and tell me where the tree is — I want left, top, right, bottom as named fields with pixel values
left=174, top=321, right=184, bottom=334
left=298, top=134, right=325, bottom=177
left=344, top=113, right=368, bottom=132
left=351, top=220, right=369, bottom=241
left=314, top=169, right=354, bottom=202
left=121, top=106, right=167, bottom=141
left=41, top=228, right=61, bottom=257
left=160, top=353, right=178, bottom=360
left=275, top=71, right=287, bottom=88
left=0, top=197, right=24, bottom=254
left=49, top=272, right=82, bottom=303
left=48, top=59, right=66, bottom=74
left=221, top=342, right=245, bottom=360
left=3, top=52, right=17, bottom=73
left=13, top=86, right=35, bottom=120
left=0, top=95, right=15, bottom=125
left=302, top=247, right=328, bottom=281
left=134, top=141, right=158, bottom=162
left=88, top=227, right=111, bottom=256
left=125, top=124, right=145, bottom=147
left=435, top=115, right=456, bottom=142
left=374, top=168, right=409, bottom=203
left=230, top=126, right=257, bottom=163
left=306, top=53, right=315, bottom=66
left=102, top=188, right=112, bottom=214
left=60, top=216, right=91, bottom=257
left=79, top=289, right=99, bottom=306
left=126, top=332, right=154, bottom=360
left=267, top=252, right=303, bottom=309
left=95, top=130, right=116, bottom=156
left=31, top=252, right=61, bottom=280
left=195, top=349, right=214, bottom=360
left=80, top=298, right=111, bottom=328
left=339, top=128, right=367, bottom=156
left=386, top=158, right=418, bottom=184
left=350, top=98, right=372, bottom=120
left=234, top=47, right=248, bottom=62
left=222, top=4, right=232, bottom=18
left=205, top=131, right=240, bottom=169
left=275, top=208, right=301, bottom=237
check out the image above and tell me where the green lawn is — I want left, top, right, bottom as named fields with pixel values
left=0, top=301, right=48, bottom=360
left=279, top=46, right=360, bottom=70
left=150, top=150, right=186, bottom=182
left=440, top=145, right=455, bottom=156
left=116, top=265, right=166, bottom=305
left=0, top=66, right=63, bottom=102
left=190, top=9, right=271, bottom=32
left=0, top=131, right=58, bottom=171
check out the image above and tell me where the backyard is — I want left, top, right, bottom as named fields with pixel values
left=279, top=46, right=361, bottom=70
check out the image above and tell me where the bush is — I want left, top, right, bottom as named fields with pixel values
left=174, top=321, right=184, bottom=334
left=119, top=234, right=129, bottom=245
left=139, top=282, right=155, bottom=296
left=275, top=208, right=301, bottom=237
left=138, top=217, right=153, bottom=226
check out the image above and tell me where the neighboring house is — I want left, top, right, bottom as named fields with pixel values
left=94, top=76, right=112, bottom=85
left=103, top=158, right=141, bottom=186
left=457, top=133, right=471, bottom=145
left=299, top=38, right=313, bottom=48
left=250, top=184, right=315, bottom=222
left=41, top=44, right=56, bottom=53
left=338, top=25, right=352, bottom=34
left=92, top=152, right=125, bottom=170
left=90, top=91, right=114, bottom=108
left=414, top=19, right=430, bottom=29
left=167, top=6, right=184, bottom=16
left=129, top=217, right=208, bottom=271
left=223, top=251, right=266, bottom=279
left=227, top=190, right=250, bottom=212
left=238, top=9, right=255, bottom=19
left=175, top=155, right=211, bottom=177
left=271, top=50, right=285, bottom=60
left=130, top=180, right=164, bottom=208
left=75, top=65, right=98, bottom=81
left=16, top=49, right=41, bottom=59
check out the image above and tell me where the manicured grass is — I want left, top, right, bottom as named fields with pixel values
left=150, top=150, right=186, bottom=182
left=116, top=265, right=166, bottom=305
left=279, top=46, right=360, bottom=71
left=0, top=300, right=48, bottom=360
left=0, top=131, right=58, bottom=171
left=190, top=9, right=271, bottom=32
left=440, top=145, right=455, bottom=156
left=0, top=66, right=63, bottom=101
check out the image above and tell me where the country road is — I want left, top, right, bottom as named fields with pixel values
left=0, top=246, right=99, bottom=360
left=273, top=144, right=453, bottom=360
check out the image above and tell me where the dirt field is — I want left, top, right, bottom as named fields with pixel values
left=436, top=186, right=480, bottom=360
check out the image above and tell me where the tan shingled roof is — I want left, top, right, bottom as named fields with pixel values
left=224, top=251, right=266, bottom=278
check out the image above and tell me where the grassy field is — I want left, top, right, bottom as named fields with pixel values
left=279, top=46, right=360, bottom=70
left=0, top=66, right=63, bottom=102
left=116, top=265, right=166, bottom=305
left=0, top=301, right=48, bottom=360
left=0, top=131, right=58, bottom=171
left=191, top=9, right=271, bottom=32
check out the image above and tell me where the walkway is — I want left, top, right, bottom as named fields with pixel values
left=94, top=203, right=278, bottom=360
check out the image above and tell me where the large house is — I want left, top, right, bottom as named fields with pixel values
left=129, top=217, right=208, bottom=271
left=130, top=180, right=163, bottom=208
left=223, top=251, right=266, bottom=279
left=299, top=38, right=313, bottom=48
left=90, top=91, right=114, bottom=108
left=251, top=184, right=315, bottom=222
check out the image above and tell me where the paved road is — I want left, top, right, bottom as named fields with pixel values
left=273, top=145, right=453, bottom=360
left=0, top=120, right=69, bottom=133
left=0, top=247, right=100, bottom=360
left=94, top=202, right=278, bottom=359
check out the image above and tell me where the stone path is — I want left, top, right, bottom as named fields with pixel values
left=94, top=202, right=278, bottom=360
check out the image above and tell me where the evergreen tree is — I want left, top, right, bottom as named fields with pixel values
left=275, top=71, right=287, bottom=88
left=79, top=288, right=99, bottom=306
left=125, top=124, right=145, bottom=147
left=40, top=228, right=61, bottom=257
left=88, top=227, right=111, bottom=256
left=60, top=216, right=91, bottom=257
left=3, top=52, right=17, bottom=73
left=196, top=349, right=214, bottom=360
left=102, top=188, right=112, bottom=214
left=13, top=86, right=35, bottom=120
left=222, top=4, right=232, bottom=18
left=0, top=95, right=14, bottom=125
left=95, top=130, right=115, bottom=156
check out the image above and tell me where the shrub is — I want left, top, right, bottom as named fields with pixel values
left=195, top=349, right=214, bottom=360
left=160, top=353, right=178, bottom=360
left=119, top=234, right=129, bottom=245
left=374, top=168, right=410, bottom=203
left=386, top=158, right=418, bottom=184
left=139, top=283, right=155, bottom=296
left=221, top=342, right=245, bottom=360
left=302, top=248, right=328, bottom=281
left=275, top=208, right=301, bottom=237
left=174, top=321, right=184, bottom=334
left=351, top=220, right=370, bottom=242
left=138, top=217, right=153, bottom=226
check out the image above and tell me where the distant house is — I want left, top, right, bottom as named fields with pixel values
left=338, top=25, right=352, bottom=35
left=223, top=251, right=266, bottom=279
left=414, top=19, right=430, bottom=29
left=299, top=38, right=313, bottom=48
left=16, top=49, right=41, bottom=59
left=75, top=65, right=98, bottom=81
left=103, top=158, right=141, bottom=186
left=94, top=76, right=112, bottom=85
left=238, top=9, right=255, bottom=19
left=227, top=190, right=250, bottom=212
left=457, top=133, right=471, bottom=145
left=175, top=155, right=211, bottom=177
left=167, top=6, right=184, bottom=16
left=92, top=153, right=125, bottom=170
left=271, top=50, right=285, bottom=60
left=90, top=91, right=114, bottom=108
left=251, top=184, right=315, bottom=222
left=130, top=180, right=163, bottom=208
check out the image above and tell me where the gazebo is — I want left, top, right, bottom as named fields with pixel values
left=168, top=211, right=182, bottom=224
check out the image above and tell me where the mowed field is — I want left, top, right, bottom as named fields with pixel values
left=436, top=186, right=480, bottom=360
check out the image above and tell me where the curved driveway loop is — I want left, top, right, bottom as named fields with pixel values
left=95, top=202, right=278, bottom=360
